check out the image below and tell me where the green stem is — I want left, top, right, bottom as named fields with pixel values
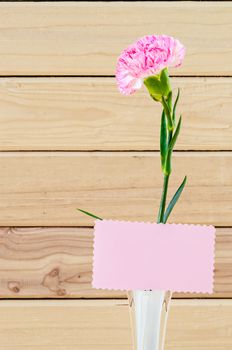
left=157, top=174, right=170, bottom=223
left=157, top=90, right=186, bottom=224
left=157, top=99, right=173, bottom=224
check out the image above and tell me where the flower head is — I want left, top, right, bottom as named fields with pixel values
left=116, top=35, right=185, bottom=95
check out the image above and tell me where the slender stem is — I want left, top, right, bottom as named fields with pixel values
left=157, top=116, right=173, bottom=223
left=157, top=174, right=169, bottom=223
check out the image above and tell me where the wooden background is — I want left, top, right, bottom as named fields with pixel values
left=0, top=1, right=231, bottom=349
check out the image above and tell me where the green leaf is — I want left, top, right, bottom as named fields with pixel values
left=169, top=115, right=182, bottom=151
left=164, top=116, right=182, bottom=175
left=77, top=208, right=103, bottom=220
left=162, top=96, right=173, bottom=131
left=160, top=109, right=168, bottom=169
left=164, top=147, right=172, bottom=175
left=167, top=90, right=172, bottom=110
left=163, top=176, right=187, bottom=223
left=172, top=88, right=180, bottom=125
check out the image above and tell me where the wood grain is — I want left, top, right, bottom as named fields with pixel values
left=0, top=152, right=231, bottom=226
left=0, top=299, right=231, bottom=350
left=0, top=77, right=232, bottom=151
left=0, top=227, right=230, bottom=298
left=0, top=2, right=231, bottom=75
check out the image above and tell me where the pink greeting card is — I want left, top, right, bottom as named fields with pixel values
left=92, top=220, right=215, bottom=293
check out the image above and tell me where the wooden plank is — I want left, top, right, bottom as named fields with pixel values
left=0, top=152, right=231, bottom=226
left=0, top=227, right=230, bottom=298
left=166, top=300, right=232, bottom=350
left=0, top=299, right=231, bottom=350
left=0, top=77, right=232, bottom=151
left=0, top=2, right=231, bottom=75
left=0, top=226, right=124, bottom=299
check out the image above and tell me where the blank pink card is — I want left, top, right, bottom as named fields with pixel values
left=92, top=220, right=215, bottom=293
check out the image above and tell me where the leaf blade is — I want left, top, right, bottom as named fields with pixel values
left=173, top=88, right=180, bottom=125
left=77, top=208, right=103, bottom=220
left=162, top=96, right=173, bottom=130
left=169, top=115, right=182, bottom=151
left=164, top=116, right=182, bottom=175
left=160, top=109, right=168, bottom=169
left=163, top=176, right=187, bottom=223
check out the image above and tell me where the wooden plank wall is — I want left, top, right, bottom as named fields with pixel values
left=0, top=2, right=231, bottom=349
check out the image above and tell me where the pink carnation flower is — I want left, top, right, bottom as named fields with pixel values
left=116, top=35, right=185, bottom=95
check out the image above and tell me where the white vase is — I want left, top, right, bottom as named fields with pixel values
left=128, top=290, right=172, bottom=350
